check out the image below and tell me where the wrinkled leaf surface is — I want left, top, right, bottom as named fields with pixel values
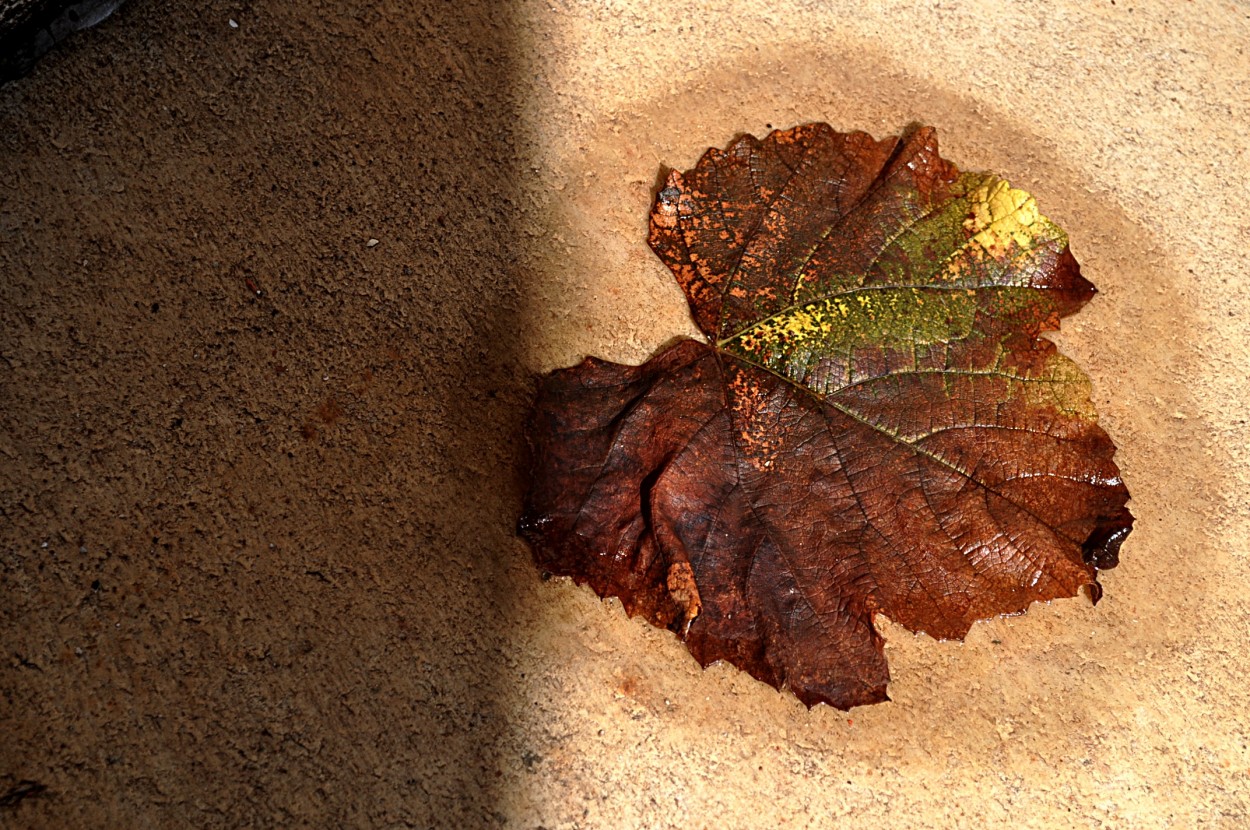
left=520, top=124, right=1132, bottom=709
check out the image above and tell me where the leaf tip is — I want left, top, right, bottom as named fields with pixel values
left=1082, top=506, right=1135, bottom=570
left=1083, top=580, right=1104, bottom=605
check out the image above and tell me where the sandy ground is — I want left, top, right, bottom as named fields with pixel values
left=2, top=1, right=1248, bottom=827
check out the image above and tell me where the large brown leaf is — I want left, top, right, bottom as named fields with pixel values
left=520, top=124, right=1133, bottom=710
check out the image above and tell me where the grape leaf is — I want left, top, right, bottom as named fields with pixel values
left=519, top=124, right=1133, bottom=710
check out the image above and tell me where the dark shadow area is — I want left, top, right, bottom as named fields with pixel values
left=0, top=0, right=529, bottom=825
left=0, top=0, right=125, bottom=81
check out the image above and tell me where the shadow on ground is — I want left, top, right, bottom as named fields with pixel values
left=0, top=1, right=537, bottom=825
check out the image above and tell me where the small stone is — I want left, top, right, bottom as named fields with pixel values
left=366, top=238, right=379, bottom=248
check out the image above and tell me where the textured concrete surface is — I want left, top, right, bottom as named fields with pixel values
left=2, top=1, right=1247, bottom=827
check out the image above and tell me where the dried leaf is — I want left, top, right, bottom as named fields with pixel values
left=520, top=124, right=1133, bottom=710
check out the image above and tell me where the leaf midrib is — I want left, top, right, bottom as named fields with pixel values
left=714, top=173, right=1059, bottom=349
